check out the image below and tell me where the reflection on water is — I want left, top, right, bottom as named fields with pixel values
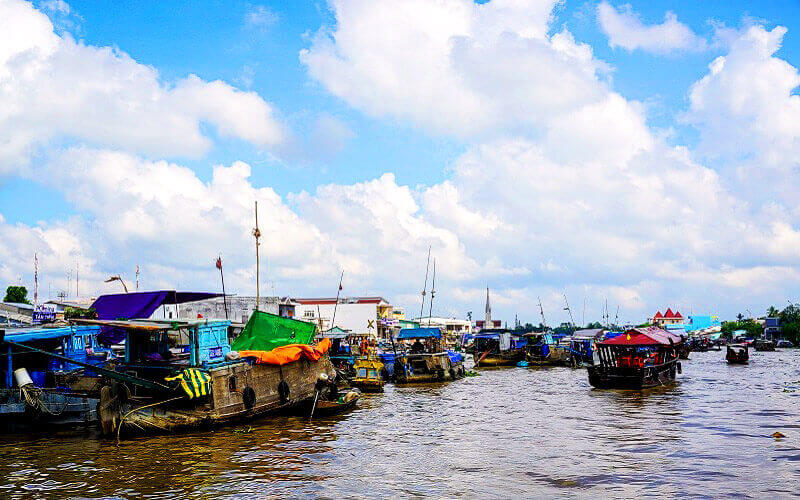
left=0, top=350, right=799, bottom=497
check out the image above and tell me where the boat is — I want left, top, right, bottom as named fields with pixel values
left=472, top=329, right=526, bottom=367
left=84, top=310, right=335, bottom=437
left=752, top=339, right=775, bottom=352
left=726, top=344, right=749, bottom=364
left=308, top=388, right=361, bottom=418
left=0, top=325, right=111, bottom=431
left=776, top=339, right=795, bottom=348
left=351, top=356, right=385, bottom=392
left=393, top=328, right=465, bottom=384
left=587, top=327, right=684, bottom=389
left=524, top=331, right=570, bottom=366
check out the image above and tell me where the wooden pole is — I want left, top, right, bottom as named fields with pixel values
left=331, top=270, right=344, bottom=330
left=218, top=256, right=228, bottom=319
left=253, top=201, right=261, bottom=311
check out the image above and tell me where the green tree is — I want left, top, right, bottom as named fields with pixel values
left=3, top=286, right=31, bottom=304
left=766, top=306, right=780, bottom=317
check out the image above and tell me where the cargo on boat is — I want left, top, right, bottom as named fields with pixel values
left=84, top=310, right=334, bottom=437
left=393, top=328, right=465, bottom=384
left=587, top=327, right=683, bottom=389
left=472, top=329, right=526, bottom=367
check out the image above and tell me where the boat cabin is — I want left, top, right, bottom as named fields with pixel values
left=472, top=329, right=526, bottom=366
left=726, top=344, right=749, bottom=364
left=394, top=327, right=464, bottom=383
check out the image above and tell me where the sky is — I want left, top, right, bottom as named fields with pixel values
left=1, top=0, right=800, bottom=326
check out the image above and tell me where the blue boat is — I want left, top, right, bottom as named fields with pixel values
left=473, top=329, right=527, bottom=367
left=393, top=328, right=465, bottom=383
left=0, top=325, right=110, bottom=430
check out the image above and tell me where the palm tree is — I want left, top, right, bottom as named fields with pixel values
left=767, top=306, right=780, bottom=318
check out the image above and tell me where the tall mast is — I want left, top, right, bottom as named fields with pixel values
left=33, top=253, right=38, bottom=306
left=537, top=296, right=547, bottom=329
left=331, top=270, right=344, bottom=330
left=135, top=265, right=140, bottom=291
left=253, top=201, right=261, bottom=311
left=563, top=294, right=575, bottom=330
left=428, top=258, right=436, bottom=322
left=419, top=245, right=431, bottom=320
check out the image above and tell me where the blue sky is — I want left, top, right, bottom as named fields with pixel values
left=2, top=0, right=800, bottom=324
left=6, top=0, right=797, bottom=221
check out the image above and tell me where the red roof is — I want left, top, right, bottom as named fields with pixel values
left=653, top=311, right=663, bottom=319
left=672, top=310, right=682, bottom=319
left=664, top=308, right=675, bottom=318
left=600, top=327, right=683, bottom=346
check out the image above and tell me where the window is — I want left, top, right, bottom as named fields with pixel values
left=228, top=376, right=237, bottom=392
left=303, top=310, right=315, bottom=318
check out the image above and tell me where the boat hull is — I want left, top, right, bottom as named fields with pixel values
left=99, top=356, right=335, bottom=437
left=587, top=360, right=679, bottom=390
left=0, top=388, right=98, bottom=431
left=394, top=352, right=465, bottom=384
left=350, top=379, right=384, bottom=392
left=474, top=350, right=525, bottom=367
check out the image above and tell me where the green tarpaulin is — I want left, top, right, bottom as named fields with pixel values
left=231, top=310, right=317, bottom=352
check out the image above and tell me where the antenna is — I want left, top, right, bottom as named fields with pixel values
left=427, top=258, right=436, bottom=323
left=253, top=201, right=261, bottom=311
left=419, top=245, right=431, bottom=319
left=135, top=265, right=140, bottom=291
left=614, top=305, right=620, bottom=327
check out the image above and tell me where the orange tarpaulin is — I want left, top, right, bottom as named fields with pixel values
left=239, top=338, right=332, bottom=366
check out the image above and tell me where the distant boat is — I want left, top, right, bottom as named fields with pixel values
left=393, top=328, right=465, bottom=383
left=587, top=327, right=684, bottom=389
left=472, top=329, right=526, bottom=367
left=726, top=344, right=749, bottom=364
left=524, top=331, right=570, bottom=366
left=351, top=356, right=385, bottom=392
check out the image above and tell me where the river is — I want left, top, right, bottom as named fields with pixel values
left=1, top=350, right=798, bottom=498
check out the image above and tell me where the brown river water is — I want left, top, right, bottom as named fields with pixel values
left=0, top=350, right=799, bottom=498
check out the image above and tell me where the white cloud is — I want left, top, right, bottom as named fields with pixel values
left=597, top=2, right=707, bottom=54
left=244, top=5, right=278, bottom=30
left=300, top=0, right=608, bottom=137
left=0, top=0, right=285, bottom=174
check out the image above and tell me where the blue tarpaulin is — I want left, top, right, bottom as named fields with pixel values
left=447, top=350, right=463, bottom=363
left=396, top=327, right=441, bottom=340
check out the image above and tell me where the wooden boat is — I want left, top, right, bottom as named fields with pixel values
left=726, top=344, right=749, bottom=364
left=473, top=329, right=526, bottom=367
left=524, top=332, right=570, bottom=366
left=752, top=339, right=775, bottom=352
left=394, top=328, right=465, bottom=384
left=308, top=388, right=360, bottom=417
left=587, top=327, right=683, bottom=390
left=0, top=325, right=110, bottom=430
left=351, top=356, right=385, bottom=392
left=81, top=311, right=336, bottom=437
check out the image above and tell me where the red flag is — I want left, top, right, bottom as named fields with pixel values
left=216, top=256, right=222, bottom=270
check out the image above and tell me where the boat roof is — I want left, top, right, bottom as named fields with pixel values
left=599, top=326, right=683, bottom=346
left=2, top=324, right=99, bottom=342
left=397, top=327, right=441, bottom=340
left=90, top=290, right=224, bottom=321
left=70, top=318, right=230, bottom=332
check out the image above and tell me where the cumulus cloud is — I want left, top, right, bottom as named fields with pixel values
left=597, top=1, right=707, bottom=54
left=300, top=0, right=609, bottom=138
left=0, top=0, right=285, bottom=174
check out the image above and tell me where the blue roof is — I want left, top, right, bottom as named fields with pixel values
left=397, top=327, right=441, bottom=340
left=3, top=325, right=100, bottom=343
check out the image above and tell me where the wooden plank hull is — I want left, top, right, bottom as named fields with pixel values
left=474, top=349, right=525, bottom=367
left=100, top=356, right=334, bottom=437
left=588, top=359, right=679, bottom=390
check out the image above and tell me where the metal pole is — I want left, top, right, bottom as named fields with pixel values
left=253, top=201, right=261, bottom=311
left=219, top=257, right=228, bottom=320
left=419, top=246, right=431, bottom=320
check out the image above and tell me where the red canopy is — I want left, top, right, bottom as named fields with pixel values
left=653, top=311, right=663, bottom=319
left=600, top=327, right=683, bottom=346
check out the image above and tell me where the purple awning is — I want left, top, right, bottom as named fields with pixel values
left=90, top=291, right=223, bottom=344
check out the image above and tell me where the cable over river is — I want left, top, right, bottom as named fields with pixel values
left=0, top=350, right=798, bottom=497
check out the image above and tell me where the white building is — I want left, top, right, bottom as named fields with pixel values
left=293, top=297, right=394, bottom=338
left=418, top=316, right=473, bottom=335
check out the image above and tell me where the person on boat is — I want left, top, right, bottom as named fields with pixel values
left=315, top=373, right=339, bottom=401
left=410, top=339, right=425, bottom=354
